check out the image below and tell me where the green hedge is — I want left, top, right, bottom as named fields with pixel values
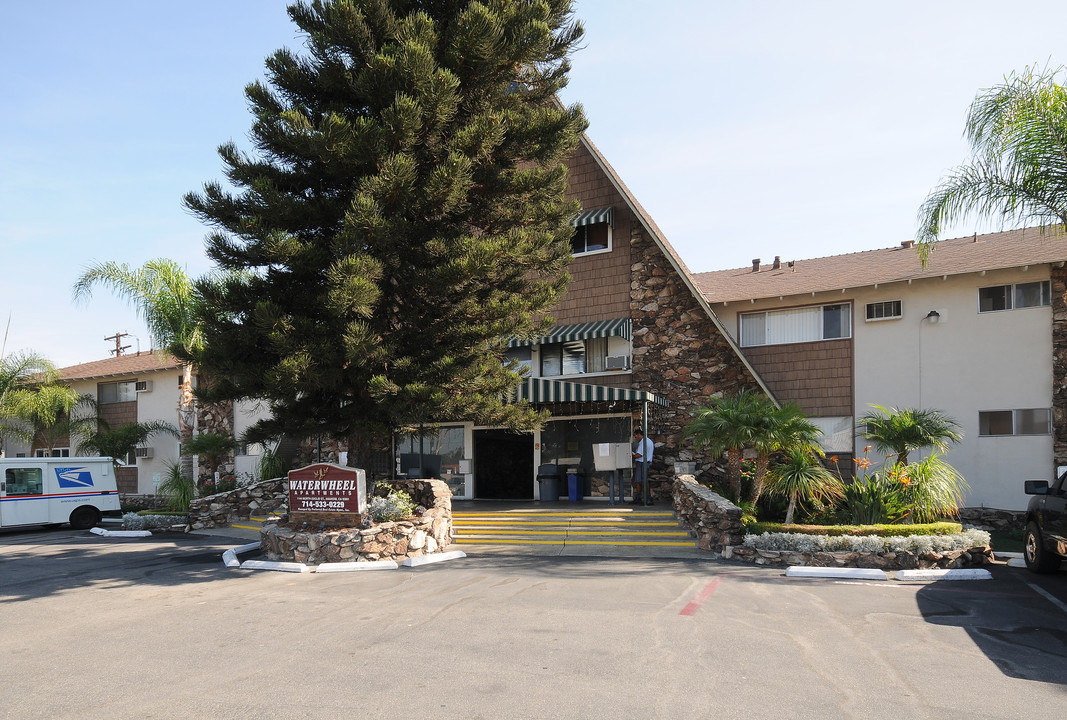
left=746, top=521, right=962, bottom=538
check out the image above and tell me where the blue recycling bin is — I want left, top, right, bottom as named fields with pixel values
left=567, top=473, right=583, bottom=502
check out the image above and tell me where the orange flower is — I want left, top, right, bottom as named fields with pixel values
left=863, top=445, right=872, bottom=453
left=829, top=456, right=839, bottom=464
left=853, top=457, right=872, bottom=470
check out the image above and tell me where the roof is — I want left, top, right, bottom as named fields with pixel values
left=58, top=352, right=182, bottom=382
left=576, top=133, right=777, bottom=400
left=694, top=227, right=1067, bottom=304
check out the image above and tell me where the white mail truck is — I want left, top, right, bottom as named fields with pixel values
left=0, top=457, right=120, bottom=530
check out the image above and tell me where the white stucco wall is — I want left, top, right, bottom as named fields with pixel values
left=712, top=265, right=1054, bottom=511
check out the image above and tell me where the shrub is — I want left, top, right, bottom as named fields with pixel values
left=743, top=528, right=990, bottom=554
left=368, top=482, right=416, bottom=522
left=746, top=521, right=963, bottom=537
left=156, top=460, right=194, bottom=512
left=122, top=512, right=185, bottom=530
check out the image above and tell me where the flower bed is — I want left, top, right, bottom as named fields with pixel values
left=672, top=474, right=994, bottom=569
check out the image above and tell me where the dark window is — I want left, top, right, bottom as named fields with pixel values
left=980, top=281, right=1050, bottom=312
left=571, top=223, right=610, bottom=255
left=866, top=300, right=902, bottom=321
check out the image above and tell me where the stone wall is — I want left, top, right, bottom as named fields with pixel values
left=722, top=544, right=994, bottom=570
left=260, top=479, right=454, bottom=564
left=188, top=478, right=288, bottom=529
left=1052, top=264, right=1067, bottom=468
left=672, top=475, right=746, bottom=554
left=959, top=506, right=1027, bottom=532
left=630, top=226, right=763, bottom=502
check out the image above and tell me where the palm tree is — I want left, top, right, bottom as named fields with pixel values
left=72, top=259, right=204, bottom=477
left=685, top=390, right=776, bottom=502
left=764, top=446, right=845, bottom=525
left=916, top=65, right=1067, bottom=263
left=859, top=405, right=962, bottom=466
left=76, top=420, right=179, bottom=469
left=183, top=431, right=235, bottom=484
left=27, top=393, right=97, bottom=456
left=685, top=390, right=822, bottom=505
left=749, top=404, right=824, bottom=505
left=0, top=350, right=79, bottom=455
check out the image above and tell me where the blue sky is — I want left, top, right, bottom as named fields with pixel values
left=2, top=1, right=1065, bottom=367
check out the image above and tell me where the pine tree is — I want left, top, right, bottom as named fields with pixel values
left=184, top=0, right=587, bottom=466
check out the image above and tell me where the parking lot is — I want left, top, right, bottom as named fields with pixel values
left=2, top=525, right=1066, bottom=719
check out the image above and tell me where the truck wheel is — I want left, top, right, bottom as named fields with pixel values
left=69, top=506, right=100, bottom=530
left=1024, top=521, right=1061, bottom=574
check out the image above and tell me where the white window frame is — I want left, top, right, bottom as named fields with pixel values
left=978, top=408, right=1052, bottom=436
left=740, top=303, right=852, bottom=347
left=978, top=280, right=1051, bottom=313
left=865, top=300, right=902, bottom=322
left=570, top=223, right=612, bottom=257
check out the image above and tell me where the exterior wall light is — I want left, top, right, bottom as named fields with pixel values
left=925, top=310, right=941, bottom=324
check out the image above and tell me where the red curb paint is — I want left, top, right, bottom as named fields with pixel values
left=679, top=577, right=722, bottom=616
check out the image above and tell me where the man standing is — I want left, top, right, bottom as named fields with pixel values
left=631, top=429, right=654, bottom=505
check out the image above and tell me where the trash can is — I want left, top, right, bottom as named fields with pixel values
left=536, top=464, right=560, bottom=503
left=567, top=473, right=581, bottom=502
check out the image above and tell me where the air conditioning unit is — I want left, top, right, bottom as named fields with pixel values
left=135, top=446, right=154, bottom=459
left=604, top=355, right=629, bottom=371
left=135, top=380, right=153, bottom=393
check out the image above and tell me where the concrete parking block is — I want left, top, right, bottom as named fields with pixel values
left=240, top=559, right=311, bottom=573
left=315, top=560, right=399, bottom=572
left=401, top=550, right=467, bottom=567
left=786, top=566, right=888, bottom=580
left=895, top=568, right=993, bottom=581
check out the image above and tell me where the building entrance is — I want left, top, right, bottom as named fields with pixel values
left=473, top=430, right=534, bottom=499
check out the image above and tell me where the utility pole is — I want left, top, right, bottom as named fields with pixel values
left=105, top=332, right=131, bottom=357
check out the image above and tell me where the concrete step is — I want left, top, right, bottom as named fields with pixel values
left=451, top=509, right=695, bottom=549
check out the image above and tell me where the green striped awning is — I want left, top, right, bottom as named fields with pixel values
left=570, top=206, right=615, bottom=228
left=511, top=377, right=669, bottom=407
left=508, top=318, right=631, bottom=348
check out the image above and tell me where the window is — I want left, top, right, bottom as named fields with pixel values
left=505, top=346, right=533, bottom=373
left=34, top=448, right=70, bottom=458
left=865, top=300, right=902, bottom=321
left=571, top=223, right=611, bottom=255
left=99, top=380, right=136, bottom=404
left=5, top=468, right=43, bottom=496
left=979, top=408, right=1052, bottom=436
left=740, top=303, right=851, bottom=347
left=979, top=281, right=1050, bottom=312
left=540, top=337, right=612, bottom=377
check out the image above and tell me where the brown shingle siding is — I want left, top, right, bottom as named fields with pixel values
left=742, top=339, right=853, bottom=416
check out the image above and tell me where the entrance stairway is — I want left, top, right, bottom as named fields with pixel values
left=450, top=502, right=703, bottom=558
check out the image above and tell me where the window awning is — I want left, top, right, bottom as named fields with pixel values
left=508, top=318, right=631, bottom=348
left=570, top=206, right=614, bottom=228
left=511, top=377, right=669, bottom=407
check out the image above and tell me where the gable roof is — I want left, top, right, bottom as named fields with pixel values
left=58, top=352, right=182, bottom=383
left=577, top=133, right=777, bottom=400
left=695, top=227, right=1067, bottom=304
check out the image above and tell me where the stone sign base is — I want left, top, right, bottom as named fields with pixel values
left=259, top=478, right=453, bottom=565
left=287, top=511, right=363, bottom=530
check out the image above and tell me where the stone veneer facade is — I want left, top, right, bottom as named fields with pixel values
left=1052, top=265, right=1067, bottom=469
left=629, top=224, right=763, bottom=500
left=194, top=398, right=236, bottom=483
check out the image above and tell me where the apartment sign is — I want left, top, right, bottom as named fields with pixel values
left=287, top=463, right=366, bottom=515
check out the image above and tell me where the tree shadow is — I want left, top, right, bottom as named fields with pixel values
left=915, top=566, right=1067, bottom=685
left=0, top=526, right=258, bottom=604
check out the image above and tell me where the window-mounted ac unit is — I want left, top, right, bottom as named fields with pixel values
left=135, top=380, right=152, bottom=393
left=135, top=446, right=154, bottom=459
left=605, top=355, right=629, bottom=371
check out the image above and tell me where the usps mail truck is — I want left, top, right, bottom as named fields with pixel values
left=0, top=457, right=120, bottom=530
